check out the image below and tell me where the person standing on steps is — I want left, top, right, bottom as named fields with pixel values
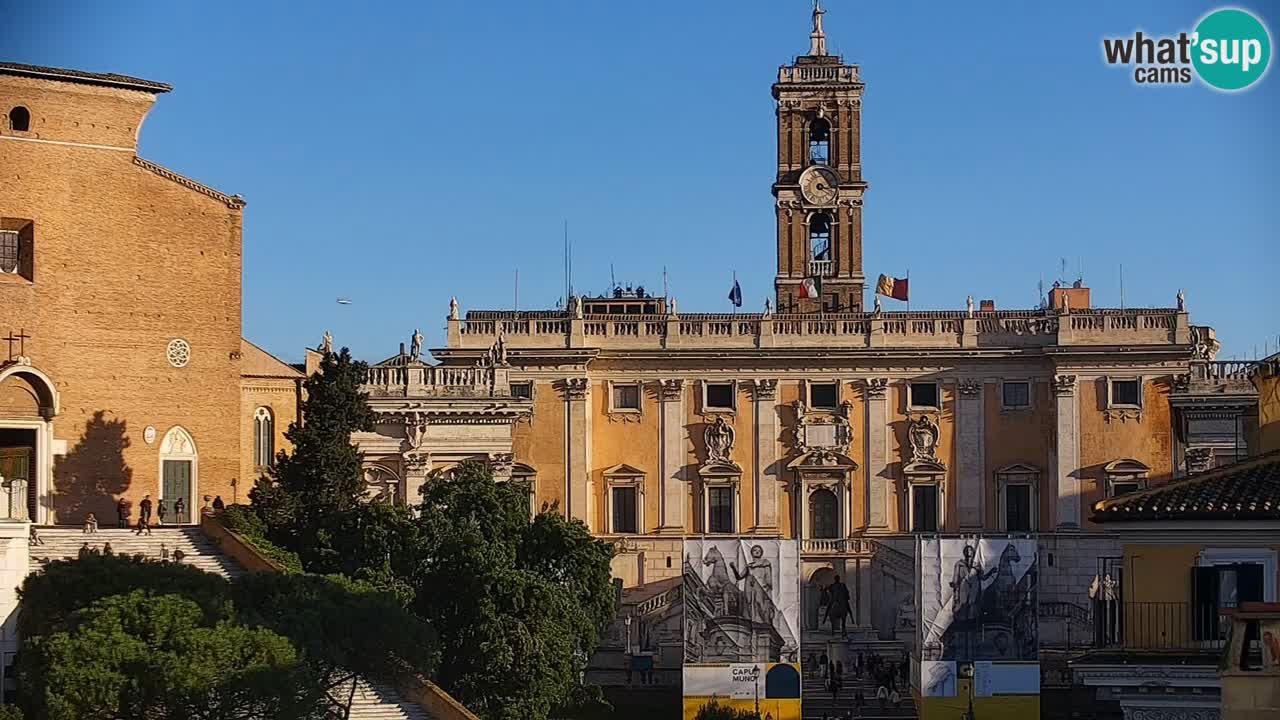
left=136, top=494, right=153, bottom=536
left=157, top=499, right=167, bottom=526
left=174, top=497, right=186, bottom=525
left=116, top=498, right=129, bottom=528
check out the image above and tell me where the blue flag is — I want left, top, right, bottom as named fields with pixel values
left=728, top=279, right=742, bottom=307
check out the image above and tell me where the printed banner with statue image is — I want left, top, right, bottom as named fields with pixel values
left=682, top=539, right=801, bottom=720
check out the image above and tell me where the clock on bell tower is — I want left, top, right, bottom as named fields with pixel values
left=772, top=1, right=867, bottom=313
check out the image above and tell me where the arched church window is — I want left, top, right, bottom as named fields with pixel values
left=8, top=106, right=30, bottom=132
left=808, top=117, right=830, bottom=165
left=809, top=487, right=838, bottom=539
left=809, top=213, right=831, bottom=261
left=253, top=407, right=274, bottom=468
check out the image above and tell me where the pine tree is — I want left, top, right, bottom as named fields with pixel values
left=250, top=348, right=375, bottom=572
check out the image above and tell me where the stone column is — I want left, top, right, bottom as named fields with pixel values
left=751, top=379, right=780, bottom=533
left=865, top=378, right=890, bottom=529
left=402, top=453, right=430, bottom=509
left=1052, top=374, right=1080, bottom=530
left=658, top=379, right=686, bottom=532
left=956, top=378, right=985, bottom=529
left=564, top=378, right=591, bottom=527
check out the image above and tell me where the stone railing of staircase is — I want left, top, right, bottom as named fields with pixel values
left=203, top=510, right=481, bottom=720
left=200, top=510, right=288, bottom=573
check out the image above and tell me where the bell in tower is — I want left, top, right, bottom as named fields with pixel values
left=772, top=1, right=868, bottom=314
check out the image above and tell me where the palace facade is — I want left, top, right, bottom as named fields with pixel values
left=337, top=7, right=1267, bottom=704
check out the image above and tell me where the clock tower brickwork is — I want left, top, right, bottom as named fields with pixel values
left=773, top=3, right=866, bottom=313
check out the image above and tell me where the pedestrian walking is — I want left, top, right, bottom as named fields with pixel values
left=157, top=499, right=167, bottom=526
left=28, top=525, right=43, bottom=546
left=139, top=494, right=153, bottom=525
left=877, top=684, right=888, bottom=711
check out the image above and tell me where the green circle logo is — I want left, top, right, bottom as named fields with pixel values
left=1192, top=8, right=1271, bottom=90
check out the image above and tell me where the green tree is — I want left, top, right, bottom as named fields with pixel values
left=410, top=460, right=615, bottom=720
left=18, top=591, right=312, bottom=720
left=17, top=554, right=230, bottom=639
left=231, top=572, right=438, bottom=716
left=251, top=347, right=375, bottom=572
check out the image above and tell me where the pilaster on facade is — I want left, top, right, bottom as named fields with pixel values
left=1052, top=374, right=1081, bottom=530
left=657, top=379, right=686, bottom=533
left=864, top=377, right=890, bottom=530
left=750, top=379, right=781, bottom=533
left=561, top=378, right=591, bottom=528
left=955, top=377, right=985, bottom=529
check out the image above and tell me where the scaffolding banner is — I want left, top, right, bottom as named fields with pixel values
left=682, top=538, right=800, bottom=664
left=918, top=537, right=1039, bottom=662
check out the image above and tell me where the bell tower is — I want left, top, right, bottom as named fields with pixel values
left=773, top=1, right=867, bottom=313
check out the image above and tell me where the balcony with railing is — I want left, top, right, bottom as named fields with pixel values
left=450, top=306, right=1190, bottom=352
left=807, top=259, right=834, bottom=277
left=363, top=363, right=510, bottom=399
left=1093, top=602, right=1233, bottom=652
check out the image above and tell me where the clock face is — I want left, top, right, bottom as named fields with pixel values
left=800, top=166, right=840, bottom=205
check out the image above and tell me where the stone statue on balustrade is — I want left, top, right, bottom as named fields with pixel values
left=704, top=416, right=735, bottom=462
left=320, top=330, right=333, bottom=354
left=410, top=328, right=424, bottom=360
left=449, top=297, right=459, bottom=320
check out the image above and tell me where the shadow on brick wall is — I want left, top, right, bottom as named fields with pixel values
left=51, top=410, right=132, bottom=525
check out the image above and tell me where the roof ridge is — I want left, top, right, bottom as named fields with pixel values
left=1092, top=449, right=1280, bottom=521
left=0, top=61, right=171, bottom=93
left=133, top=156, right=245, bottom=209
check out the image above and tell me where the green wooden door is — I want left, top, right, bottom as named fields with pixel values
left=162, top=460, right=192, bottom=524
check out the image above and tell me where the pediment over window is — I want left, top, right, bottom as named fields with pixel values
left=996, top=463, right=1040, bottom=476
left=603, top=463, right=646, bottom=479
left=1103, top=458, right=1150, bottom=475
left=697, top=459, right=742, bottom=479
left=786, top=449, right=858, bottom=471
left=902, top=458, right=947, bottom=476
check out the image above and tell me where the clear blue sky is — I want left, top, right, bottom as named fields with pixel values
left=4, top=1, right=1277, bottom=362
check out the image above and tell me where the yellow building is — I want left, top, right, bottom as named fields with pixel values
left=1252, top=353, right=1280, bottom=453
left=337, top=6, right=1262, bottom=716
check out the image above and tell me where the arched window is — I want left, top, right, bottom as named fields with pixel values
left=809, top=488, right=838, bottom=539
left=8, top=106, right=30, bottom=132
left=809, top=213, right=831, bottom=261
left=253, top=407, right=274, bottom=468
left=808, top=117, right=830, bottom=165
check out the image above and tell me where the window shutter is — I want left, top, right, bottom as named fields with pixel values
left=1191, top=566, right=1218, bottom=640
left=17, top=222, right=33, bottom=280
left=1237, top=563, right=1265, bottom=604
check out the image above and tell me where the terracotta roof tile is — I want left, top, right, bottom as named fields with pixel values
left=0, top=62, right=171, bottom=93
left=1092, top=450, right=1280, bottom=522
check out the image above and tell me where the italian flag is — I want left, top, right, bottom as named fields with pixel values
left=799, top=276, right=822, bottom=299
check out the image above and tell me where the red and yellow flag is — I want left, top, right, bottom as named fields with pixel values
left=876, top=274, right=909, bottom=301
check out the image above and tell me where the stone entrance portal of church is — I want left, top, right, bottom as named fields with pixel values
left=158, top=427, right=197, bottom=524
left=0, top=363, right=58, bottom=524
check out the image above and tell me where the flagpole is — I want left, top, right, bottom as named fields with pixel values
left=907, top=268, right=911, bottom=312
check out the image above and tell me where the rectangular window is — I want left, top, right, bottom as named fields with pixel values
left=612, top=383, right=641, bottom=411
left=1005, top=484, right=1032, bottom=532
left=809, top=382, right=838, bottom=409
left=0, top=230, right=17, bottom=274
left=611, top=486, right=638, bottom=534
left=1002, top=381, right=1030, bottom=409
left=708, top=487, right=734, bottom=533
left=1192, top=563, right=1265, bottom=640
left=1111, top=379, right=1141, bottom=406
left=910, top=382, right=939, bottom=409
left=705, top=382, right=735, bottom=411
left=509, top=382, right=532, bottom=399
left=911, top=485, right=938, bottom=532
left=1111, top=480, right=1142, bottom=497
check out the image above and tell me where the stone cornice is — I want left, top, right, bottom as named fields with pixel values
left=133, top=156, right=245, bottom=209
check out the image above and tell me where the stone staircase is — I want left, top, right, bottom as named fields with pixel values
left=26, top=526, right=436, bottom=720
left=803, top=641, right=918, bottom=720
left=28, top=527, right=246, bottom=578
